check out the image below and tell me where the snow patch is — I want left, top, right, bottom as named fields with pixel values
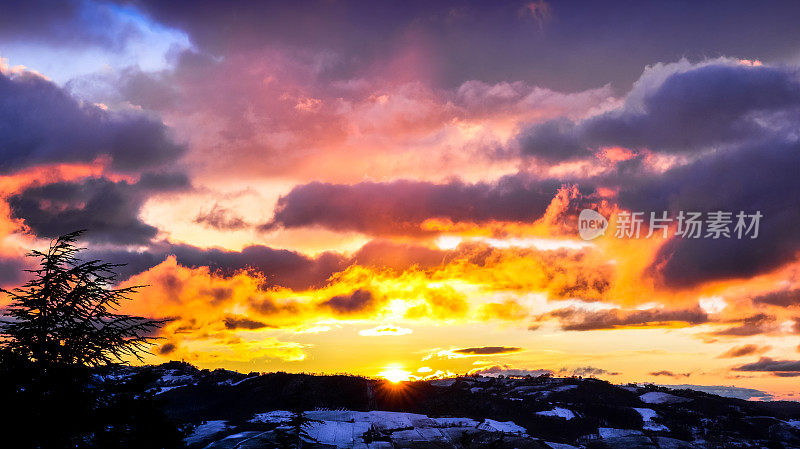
left=598, top=428, right=643, bottom=438
left=153, top=385, right=185, bottom=395
left=184, top=420, right=228, bottom=445
left=250, top=410, right=294, bottom=424
left=634, top=407, right=669, bottom=432
left=229, top=375, right=259, bottom=386
left=477, top=419, right=527, bottom=435
left=431, top=417, right=479, bottom=427
left=536, top=407, right=576, bottom=420
left=545, top=443, right=580, bottom=449
left=639, top=391, right=691, bottom=404
left=249, top=410, right=524, bottom=448
left=159, top=371, right=195, bottom=385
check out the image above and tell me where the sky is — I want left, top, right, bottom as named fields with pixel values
left=2, top=0, right=800, bottom=400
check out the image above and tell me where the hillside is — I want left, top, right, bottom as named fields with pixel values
left=95, top=362, right=800, bottom=448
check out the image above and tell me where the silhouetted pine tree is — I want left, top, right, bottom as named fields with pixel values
left=0, top=231, right=184, bottom=449
left=0, top=230, right=163, bottom=368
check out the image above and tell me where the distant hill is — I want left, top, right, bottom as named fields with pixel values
left=100, top=362, right=800, bottom=448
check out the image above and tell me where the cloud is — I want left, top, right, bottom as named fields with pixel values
left=515, top=118, right=591, bottom=162
left=352, top=240, right=448, bottom=271
left=194, top=204, right=249, bottom=230
left=0, top=256, right=30, bottom=287
left=541, top=306, right=708, bottom=331
left=318, top=289, right=380, bottom=315
left=516, top=61, right=800, bottom=161
left=752, top=289, right=800, bottom=308
left=100, top=45, right=613, bottom=183
left=8, top=173, right=190, bottom=244
left=358, top=324, right=412, bottom=337
left=574, top=63, right=800, bottom=288
left=618, top=138, right=800, bottom=287
left=262, top=175, right=562, bottom=236
left=158, top=342, right=176, bottom=355
left=88, top=241, right=348, bottom=290
left=649, top=370, right=691, bottom=378
left=0, top=0, right=142, bottom=49
left=712, top=314, right=777, bottom=337
left=126, top=241, right=601, bottom=326
left=479, top=300, right=530, bottom=321
left=484, top=61, right=800, bottom=289
left=117, top=253, right=583, bottom=348
left=0, top=69, right=185, bottom=173
left=452, top=346, right=522, bottom=355
left=171, top=245, right=347, bottom=290
left=128, top=1, right=800, bottom=93
left=223, top=315, right=273, bottom=330
left=733, top=357, right=800, bottom=376
left=560, top=366, right=619, bottom=377
left=403, top=285, right=469, bottom=321
left=468, top=365, right=552, bottom=377
left=718, top=344, right=771, bottom=358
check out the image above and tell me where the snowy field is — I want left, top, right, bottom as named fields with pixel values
left=248, top=410, right=526, bottom=448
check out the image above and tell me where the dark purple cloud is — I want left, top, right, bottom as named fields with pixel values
left=617, top=138, right=800, bottom=288
left=542, top=306, right=708, bottom=331
left=469, top=365, right=552, bottom=377
left=649, top=370, right=691, bottom=378
left=171, top=245, right=347, bottom=290
left=752, top=289, right=800, bottom=308
left=516, top=118, right=590, bottom=162
left=510, top=63, right=800, bottom=288
left=0, top=0, right=141, bottom=49
left=562, top=366, right=619, bottom=377
left=453, top=346, right=522, bottom=355
left=223, top=315, right=273, bottom=330
left=733, top=357, right=800, bottom=376
left=0, top=256, right=30, bottom=287
left=318, top=289, right=379, bottom=315
left=127, top=0, right=800, bottom=91
left=8, top=172, right=189, bottom=244
left=712, top=314, right=777, bottom=337
left=517, top=63, right=800, bottom=161
left=87, top=242, right=348, bottom=290
left=157, top=342, right=176, bottom=355
left=263, top=175, right=562, bottom=235
left=0, top=70, right=185, bottom=173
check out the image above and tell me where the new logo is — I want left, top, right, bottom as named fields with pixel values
left=578, top=209, right=608, bottom=240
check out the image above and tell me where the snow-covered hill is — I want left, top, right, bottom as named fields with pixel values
left=101, top=362, right=800, bottom=448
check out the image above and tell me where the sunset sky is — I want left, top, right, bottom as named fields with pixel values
left=2, top=0, right=800, bottom=400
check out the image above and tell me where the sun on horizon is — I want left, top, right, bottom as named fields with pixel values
left=379, top=365, right=413, bottom=383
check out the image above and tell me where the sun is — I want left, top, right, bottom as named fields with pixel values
left=379, top=365, right=411, bottom=383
